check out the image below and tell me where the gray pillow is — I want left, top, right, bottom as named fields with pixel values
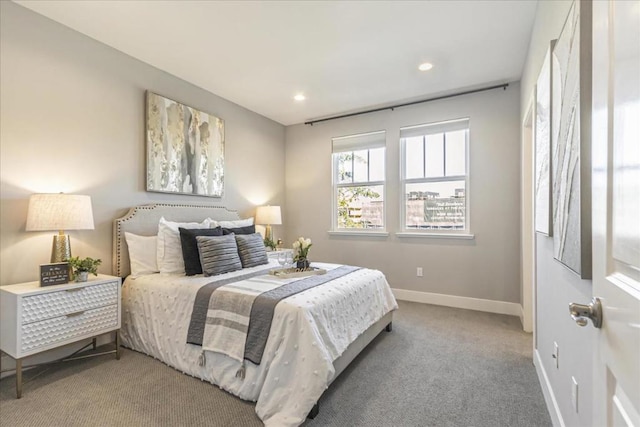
left=222, top=225, right=256, bottom=235
left=235, top=233, right=269, bottom=268
left=196, top=234, right=242, bottom=276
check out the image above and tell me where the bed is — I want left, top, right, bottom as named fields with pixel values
left=113, top=203, right=397, bottom=426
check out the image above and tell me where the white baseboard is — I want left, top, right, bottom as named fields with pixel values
left=392, top=288, right=522, bottom=316
left=534, top=349, right=564, bottom=427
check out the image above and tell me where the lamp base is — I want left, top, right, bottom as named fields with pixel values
left=51, top=234, right=71, bottom=263
left=265, top=225, right=273, bottom=242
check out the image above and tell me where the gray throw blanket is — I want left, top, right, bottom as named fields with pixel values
left=187, top=267, right=273, bottom=347
left=187, top=265, right=361, bottom=374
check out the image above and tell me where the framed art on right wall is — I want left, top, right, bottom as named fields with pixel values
left=551, top=0, right=592, bottom=279
left=534, top=40, right=555, bottom=236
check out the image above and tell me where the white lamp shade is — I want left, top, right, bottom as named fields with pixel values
left=255, top=205, right=282, bottom=225
left=26, top=194, right=95, bottom=231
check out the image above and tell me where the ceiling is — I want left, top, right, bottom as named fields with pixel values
left=15, top=1, right=538, bottom=126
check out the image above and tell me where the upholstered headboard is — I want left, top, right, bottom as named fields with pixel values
left=112, top=203, right=241, bottom=278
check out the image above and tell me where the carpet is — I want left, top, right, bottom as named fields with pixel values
left=0, top=301, right=550, bottom=426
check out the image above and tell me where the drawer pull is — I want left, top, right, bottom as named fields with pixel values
left=65, top=288, right=84, bottom=293
left=66, top=311, right=85, bottom=318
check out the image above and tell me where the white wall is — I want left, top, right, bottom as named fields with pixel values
left=285, top=83, right=521, bottom=306
left=0, top=2, right=286, bottom=287
left=520, top=1, right=595, bottom=426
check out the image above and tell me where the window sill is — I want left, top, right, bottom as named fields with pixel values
left=395, top=232, right=475, bottom=240
left=328, top=230, right=390, bottom=237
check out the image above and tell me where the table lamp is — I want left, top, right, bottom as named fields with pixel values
left=255, top=205, right=282, bottom=243
left=26, top=193, right=95, bottom=262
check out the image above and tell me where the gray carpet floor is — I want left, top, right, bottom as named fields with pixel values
left=0, top=301, right=551, bottom=426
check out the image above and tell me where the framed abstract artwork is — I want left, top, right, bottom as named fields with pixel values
left=551, top=0, right=592, bottom=279
left=534, top=40, right=555, bottom=236
left=146, top=91, right=225, bottom=197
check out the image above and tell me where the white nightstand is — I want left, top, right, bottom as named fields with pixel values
left=0, top=274, right=121, bottom=398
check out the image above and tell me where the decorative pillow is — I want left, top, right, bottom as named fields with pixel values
left=212, top=218, right=254, bottom=228
left=197, top=234, right=242, bottom=277
left=157, top=217, right=211, bottom=274
left=222, top=224, right=256, bottom=235
left=124, top=232, right=159, bottom=278
left=179, top=227, right=223, bottom=276
left=235, top=233, right=269, bottom=268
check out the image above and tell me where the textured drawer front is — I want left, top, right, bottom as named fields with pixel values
left=22, top=281, right=119, bottom=324
left=21, top=304, right=118, bottom=354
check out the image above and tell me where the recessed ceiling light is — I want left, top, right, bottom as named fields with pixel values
left=294, top=93, right=306, bottom=101
left=418, top=62, right=434, bottom=71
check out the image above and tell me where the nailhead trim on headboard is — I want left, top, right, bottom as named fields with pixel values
left=113, top=203, right=241, bottom=279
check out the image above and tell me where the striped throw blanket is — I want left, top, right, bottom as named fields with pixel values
left=199, top=276, right=285, bottom=364
left=187, top=265, right=361, bottom=376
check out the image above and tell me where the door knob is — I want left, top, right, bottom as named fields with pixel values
left=569, top=297, right=603, bottom=328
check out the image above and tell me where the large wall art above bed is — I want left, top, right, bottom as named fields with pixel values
left=146, top=91, right=225, bottom=197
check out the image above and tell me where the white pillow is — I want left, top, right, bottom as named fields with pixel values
left=157, top=217, right=211, bottom=274
left=124, top=232, right=159, bottom=278
left=212, top=217, right=254, bottom=228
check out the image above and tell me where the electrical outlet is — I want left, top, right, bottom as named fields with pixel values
left=553, top=342, right=559, bottom=368
left=416, top=267, right=423, bottom=277
left=571, top=377, right=578, bottom=412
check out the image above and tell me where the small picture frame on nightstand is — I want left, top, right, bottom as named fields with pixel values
left=40, top=262, right=70, bottom=286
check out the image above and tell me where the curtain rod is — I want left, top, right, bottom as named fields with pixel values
left=304, top=83, right=509, bottom=126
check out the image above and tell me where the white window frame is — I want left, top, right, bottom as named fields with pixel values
left=398, top=118, right=473, bottom=239
left=330, top=131, right=388, bottom=236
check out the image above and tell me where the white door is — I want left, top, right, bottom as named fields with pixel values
left=591, top=1, right=640, bottom=426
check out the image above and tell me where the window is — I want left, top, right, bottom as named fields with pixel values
left=332, top=131, right=386, bottom=231
left=400, top=119, right=469, bottom=232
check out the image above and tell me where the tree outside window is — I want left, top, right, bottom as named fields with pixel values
left=332, top=132, right=385, bottom=230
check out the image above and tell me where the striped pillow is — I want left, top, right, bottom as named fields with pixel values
left=235, top=233, right=269, bottom=268
left=196, top=234, right=242, bottom=277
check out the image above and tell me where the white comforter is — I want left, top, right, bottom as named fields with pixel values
left=121, top=260, right=397, bottom=426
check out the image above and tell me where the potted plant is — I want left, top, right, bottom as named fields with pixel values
left=68, top=256, right=102, bottom=282
left=292, top=237, right=312, bottom=270
left=263, top=236, right=277, bottom=251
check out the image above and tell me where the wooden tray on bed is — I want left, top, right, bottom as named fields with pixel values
left=269, top=267, right=327, bottom=279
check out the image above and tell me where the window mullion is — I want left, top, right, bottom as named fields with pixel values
left=351, top=152, right=355, bottom=184
left=443, top=132, right=447, bottom=177
left=405, top=176, right=465, bottom=185
left=337, top=181, right=384, bottom=188
left=422, top=136, right=426, bottom=178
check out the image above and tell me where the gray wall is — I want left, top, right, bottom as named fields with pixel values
left=0, top=2, right=286, bottom=286
left=285, top=83, right=521, bottom=303
left=520, top=1, right=594, bottom=425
